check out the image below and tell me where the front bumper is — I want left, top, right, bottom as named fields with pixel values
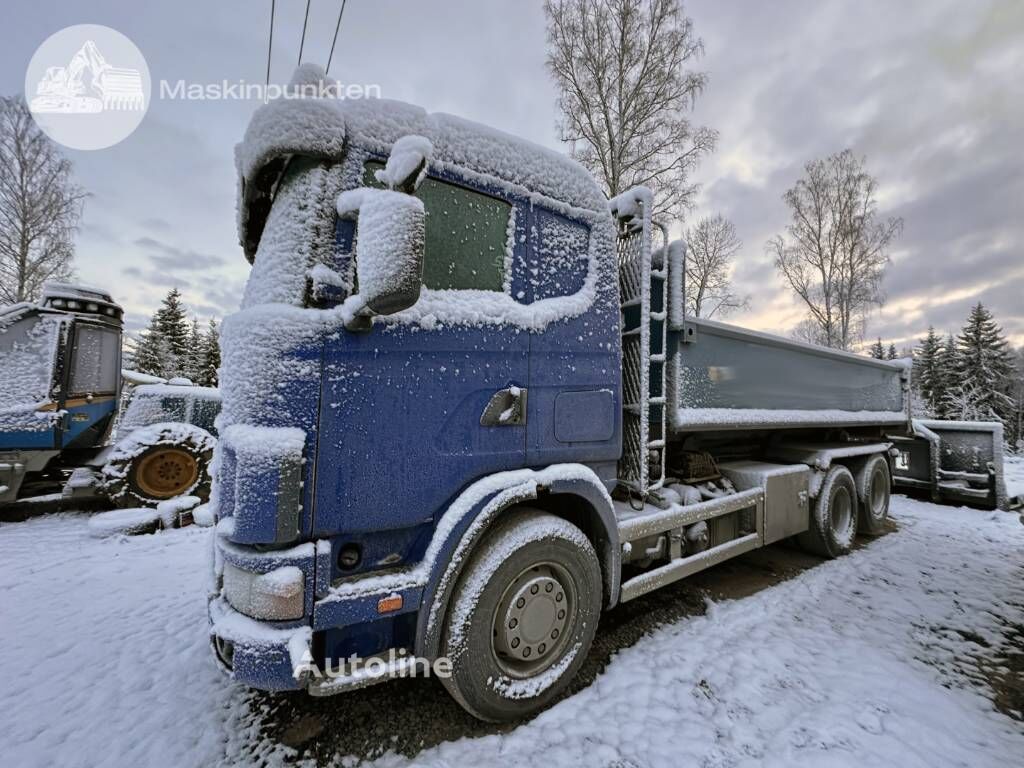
left=208, top=596, right=313, bottom=690
left=209, top=528, right=424, bottom=692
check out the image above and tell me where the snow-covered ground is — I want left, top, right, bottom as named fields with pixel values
left=0, top=497, right=1021, bottom=767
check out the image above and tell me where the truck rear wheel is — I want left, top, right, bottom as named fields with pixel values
left=853, top=454, right=890, bottom=535
left=799, top=465, right=858, bottom=559
left=101, top=423, right=214, bottom=510
left=440, top=508, right=601, bottom=722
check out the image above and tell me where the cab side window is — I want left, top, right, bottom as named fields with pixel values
left=68, top=325, right=120, bottom=395
left=362, top=161, right=511, bottom=291
left=191, top=396, right=220, bottom=436
left=530, top=207, right=590, bottom=301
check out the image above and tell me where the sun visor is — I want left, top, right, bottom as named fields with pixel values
left=235, top=65, right=347, bottom=262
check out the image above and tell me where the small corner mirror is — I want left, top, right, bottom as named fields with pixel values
left=336, top=188, right=425, bottom=331
left=374, top=134, right=433, bottom=194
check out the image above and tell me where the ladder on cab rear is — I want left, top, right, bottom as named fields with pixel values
left=610, top=188, right=668, bottom=498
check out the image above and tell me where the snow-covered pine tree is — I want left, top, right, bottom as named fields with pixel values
left=947, top=303, right=1015, bottom=427
left=198, top=318, right=220, bottom=388
left=120, top=334, right=138, bottom=373
left=886, top=343, right=898, bottom=360
left=945, top=381, right=991, bottom=421
left=131, top=327, right=160, bottom=377
left=131, top=289, right=195, bottom=379
left=869, top=338, right=885, bottom=359
left=913, top=326, right=943, bottom=416
left=935, top=333, right=960, bottom=419
left=154, top=288, right=190, bottom=370
left=182, top=317, right=204, bottom=383
left=132, top=326, right=177, bottom=379
left=1004, top=345, right=1024, bottom=451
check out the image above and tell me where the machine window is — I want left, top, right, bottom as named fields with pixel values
left=68, top=325, right=120, bottom=395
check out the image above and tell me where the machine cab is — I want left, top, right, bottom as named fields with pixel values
left=0, top=284, right=122, bottom=501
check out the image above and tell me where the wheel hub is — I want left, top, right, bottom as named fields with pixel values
left=832, top=487, right=852, bottom=534
left=493, top=565, right=574, bottom=677
left=871, top=472, right=886, bottom=512
left=136, top=448, right=199, bottom=499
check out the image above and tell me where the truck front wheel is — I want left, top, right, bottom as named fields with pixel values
left=799, top=465, right=858, bottom=559
left=440, top=508, right=601, bottom=722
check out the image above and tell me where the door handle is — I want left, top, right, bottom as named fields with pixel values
left=480, top=386, right=527, bottom=426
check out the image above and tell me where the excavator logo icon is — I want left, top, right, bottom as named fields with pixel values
left=30, top=39, right=145, bottom=115
left=26, top=25, right=150, bottom=150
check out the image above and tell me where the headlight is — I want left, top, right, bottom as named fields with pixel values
left=222, top=563, right=305, bottom=620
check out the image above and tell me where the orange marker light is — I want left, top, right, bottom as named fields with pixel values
left=377, top=594, right=403, bottom=614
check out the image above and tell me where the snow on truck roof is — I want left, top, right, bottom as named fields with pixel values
left=236, top=64, right=607, bottom=259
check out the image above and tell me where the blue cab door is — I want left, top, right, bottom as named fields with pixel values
left=313, top=324, right=528, bottom=538
left=312, top=160, right=531, bottom=544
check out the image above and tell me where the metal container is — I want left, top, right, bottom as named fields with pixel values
left=668, top=318, right=910, bottom=433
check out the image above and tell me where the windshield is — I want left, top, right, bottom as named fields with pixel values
left=121, top=389, right=188, bottom=431
left=68, top=324, right=120, bottom=396
left=0, top=313, right=61, bottom=409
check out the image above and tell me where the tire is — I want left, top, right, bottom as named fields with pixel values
left=798, top=465, right=858, bottom=559
left=440, top=508, right=602, bottom=722
left=853, top=454, right=890, bottom=536
left=101, top=423, right=215, bottom=510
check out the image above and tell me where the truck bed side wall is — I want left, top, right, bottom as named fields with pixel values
left=669, top=318, right=908, bottom=431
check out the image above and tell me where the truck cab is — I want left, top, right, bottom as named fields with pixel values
left=0, top=284, right=123, bottom=503
left=211, top=75, right=624, bottom=712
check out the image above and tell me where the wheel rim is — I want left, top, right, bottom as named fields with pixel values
left=492, top=561, right=576, bottom=678
left=870, top=469, right=887, bottom=517
left=136, top=448, right=199, bottom=499
left=831, top=486, right=853, bottom=535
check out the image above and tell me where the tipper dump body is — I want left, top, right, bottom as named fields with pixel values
left=669, top=317, right=909, bottom=432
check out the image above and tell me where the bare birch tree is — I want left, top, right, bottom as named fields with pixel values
left=0, top=96, right=86, bottom=304
left=767, top=149, right=902, bottom=350
left=544, top=0, right=717, bottom=218
left=684, top=213, right=747, bottom=318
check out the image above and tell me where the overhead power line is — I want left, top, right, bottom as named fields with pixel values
left=265, top=0, right=276, bottom=100
left=298, top=0, right=312, bottom=65
left=327, top=0, right=349, bottom=75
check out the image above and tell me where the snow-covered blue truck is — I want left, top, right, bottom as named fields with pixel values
left=208, top=67, right=1019, bottom=721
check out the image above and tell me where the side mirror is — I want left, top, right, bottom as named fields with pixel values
left=375, top=134, right=433, bottom=194
left=336, top=188, right=425, bottom=331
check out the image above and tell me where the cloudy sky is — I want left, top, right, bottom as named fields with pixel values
left=3, top=1, right=1022, bottom=348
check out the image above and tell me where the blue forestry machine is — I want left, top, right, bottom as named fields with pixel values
left=0, top=283, right=218, bottom=517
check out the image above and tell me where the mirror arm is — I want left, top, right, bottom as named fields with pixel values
left=344, top=310, right=373, bottom=333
